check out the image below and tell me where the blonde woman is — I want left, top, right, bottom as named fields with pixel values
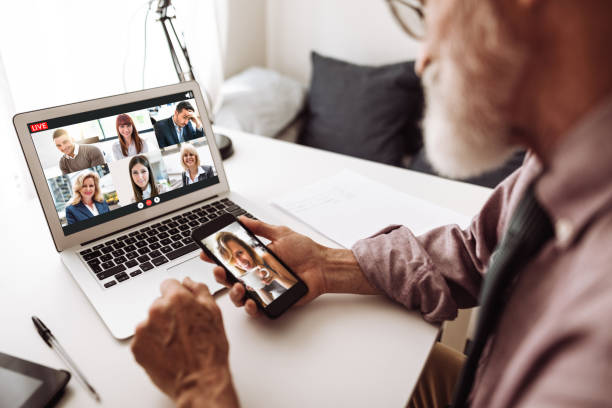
left=180, top=143, right=214, bottom=187
left=64, top=171, right=110, bottom=225
left=216, top=231, right=297, bottom=305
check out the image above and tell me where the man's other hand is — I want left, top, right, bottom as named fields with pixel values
left=131, top=277, right=239, bottom=408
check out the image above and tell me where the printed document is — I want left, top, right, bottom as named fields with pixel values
left=272, top=170, right=471, bottom=248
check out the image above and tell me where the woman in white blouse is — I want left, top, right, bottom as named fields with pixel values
left=112, top=114, right=148, bottom=160
left=129, top=155, right=168, bottom=202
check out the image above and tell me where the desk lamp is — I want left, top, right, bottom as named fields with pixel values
left=156, top=0, right=233, bottom=159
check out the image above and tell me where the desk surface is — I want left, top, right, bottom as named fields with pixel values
left=0, top=129, right=492, bottom=407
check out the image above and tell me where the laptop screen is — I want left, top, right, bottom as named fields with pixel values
left=27, top=91, right=220, bottom=236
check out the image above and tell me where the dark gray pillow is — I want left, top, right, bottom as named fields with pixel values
left=410, top=149, right=527, bottom=189
left=299, top=52, right=423, bottom=166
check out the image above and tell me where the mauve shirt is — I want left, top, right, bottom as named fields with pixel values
left=352, top=97, right=612, bottom=407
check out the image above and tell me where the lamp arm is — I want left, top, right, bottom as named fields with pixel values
left=156, top=2, right=219, bottom=122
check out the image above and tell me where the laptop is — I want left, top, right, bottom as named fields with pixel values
left=13, top=81, right=282, bottom=339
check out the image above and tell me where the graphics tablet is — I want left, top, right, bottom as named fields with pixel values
left=0, top=352, right=70, bottom=408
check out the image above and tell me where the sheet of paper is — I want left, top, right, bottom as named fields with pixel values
left=272, top=170, right=471, bottom=248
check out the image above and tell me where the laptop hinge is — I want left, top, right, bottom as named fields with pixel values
left=80, top=195, right=220, bottom=247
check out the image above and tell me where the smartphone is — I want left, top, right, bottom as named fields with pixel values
left=192, top=213, right=308, bottom=318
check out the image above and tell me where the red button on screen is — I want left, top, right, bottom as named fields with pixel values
left=146, top=200, right=152, bottom=206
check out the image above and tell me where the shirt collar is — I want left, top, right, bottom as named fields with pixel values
left=194, top=166, right=205, bottom=178
left=173, top=117, right=183, bottom=130
left=184, top=166, right=205, bottom=182
left=142, top=183, right=152, bottom=198
left=535, top=94, right=612, bottom=247
left=64, top=143, right=79, bottom=159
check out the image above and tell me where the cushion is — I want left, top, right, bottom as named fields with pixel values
left=410, top=149, right=527, bottom=189
left=299, top=52, right=423, bottom=166
left=215, top=67, right=306, bottom=137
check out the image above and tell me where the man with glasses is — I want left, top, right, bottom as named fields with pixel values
left=131, top=1, right=612, bottom=407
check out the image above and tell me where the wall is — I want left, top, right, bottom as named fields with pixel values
left=225, top=0, right=268, bottom=78
left=266, top=0, right=421, bottom=85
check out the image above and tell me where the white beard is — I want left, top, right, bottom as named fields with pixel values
left=420, top=4, right=524, bottom=180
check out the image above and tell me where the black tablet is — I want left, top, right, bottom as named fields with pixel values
left=0, top=352, right=70, bottom=408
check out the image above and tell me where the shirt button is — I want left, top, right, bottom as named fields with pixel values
left=555, top=219, right=574, bottom=247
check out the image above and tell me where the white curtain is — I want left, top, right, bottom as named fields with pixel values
left=0, top=53, right=34, bottom=211
left=177, top=0, right=228, bottom=114
left=0, top=0, right=227, bottom=112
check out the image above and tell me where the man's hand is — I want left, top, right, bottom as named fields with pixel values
left=131, top=278, right=239, bottom=408
left=189, top=112, right=203, bottom=129
left=200, top=217, right=380, bottom=317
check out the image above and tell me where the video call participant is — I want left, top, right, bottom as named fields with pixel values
left=53, top=129, right=105, bottom=175
left=129, top=155, right=168, bottom=203
left=154, top=101, right=204, bottom=148
left=112, top=114, right=149, bottom=160
left=180, top=143, right=214, bottom=186
left=216, top=231, right=297, bottom=304
left=64, top=171, right=110, bottom=225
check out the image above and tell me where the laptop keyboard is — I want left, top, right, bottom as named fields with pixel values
left=78, top=198, right=254, bottom=289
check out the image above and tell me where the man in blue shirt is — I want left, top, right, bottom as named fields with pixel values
left=154, top=101, right=205, bottom=148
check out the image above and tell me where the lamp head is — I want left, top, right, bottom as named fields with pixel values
left=156, top=0, right=172, bottom=14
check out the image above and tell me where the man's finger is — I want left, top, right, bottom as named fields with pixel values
left=160, top=278, right=189, bottom=298
left=133, top=320, right=148, bottom=339
left=239, top=216, right=284, bottom=241
left=229, top=283, right=246, bottom=307
left=182, top=277, right=213, bottom=303
left=213, top=267, right=231, bottom=287
left=200, top=251, right=214, bottom=264
left=245, top=299, right=259, bottom=317
left=145, top=297, right=175, bottom=336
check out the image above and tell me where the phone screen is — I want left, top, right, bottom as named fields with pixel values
left=200, top=220, right=300, bottom=307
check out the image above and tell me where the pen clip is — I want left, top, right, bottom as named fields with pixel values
left=32, top=316, right=53, bottom=347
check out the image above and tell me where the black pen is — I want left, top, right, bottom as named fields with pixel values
left=32, top=316, right=101, bottom=402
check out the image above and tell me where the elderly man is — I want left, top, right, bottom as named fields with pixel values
left=131, top=0, right=612, bottom=407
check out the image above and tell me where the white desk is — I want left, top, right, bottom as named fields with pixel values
left=0, top=129, right=492, bottom=407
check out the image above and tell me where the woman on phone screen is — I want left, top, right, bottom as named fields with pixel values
left=216, top=231, right=297, bottom=304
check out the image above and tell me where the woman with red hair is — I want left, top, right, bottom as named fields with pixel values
left=112, top=114, right=149, bottom=160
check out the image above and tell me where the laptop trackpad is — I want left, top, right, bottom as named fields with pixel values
left=166, top=256, right=225, bottom=294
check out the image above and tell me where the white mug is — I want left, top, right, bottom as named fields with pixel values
left=241, top=266, right=270, bottom=289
